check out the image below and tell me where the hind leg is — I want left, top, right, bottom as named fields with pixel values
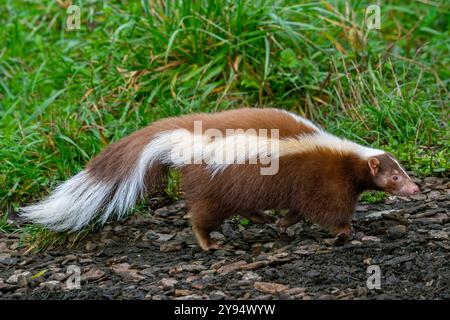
left=145, top=162, right=169, bottom=194
left=188, top=200, right=227, bottom=251
left=241, top=210, right=275, bottom=224
left=332, top=221, right=353, bottom=246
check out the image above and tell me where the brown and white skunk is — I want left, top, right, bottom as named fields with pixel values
left=20, top=108, right=419, bottom=250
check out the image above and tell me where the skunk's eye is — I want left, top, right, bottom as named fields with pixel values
left=392, top=176, right=399, bottom=181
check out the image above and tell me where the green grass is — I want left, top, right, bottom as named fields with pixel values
left=360, top=191, right=387, bottom=205
left=0, top=0, right=449, bottom=249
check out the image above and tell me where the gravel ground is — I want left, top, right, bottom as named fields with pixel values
left=1, top=176, right=449, bottom=300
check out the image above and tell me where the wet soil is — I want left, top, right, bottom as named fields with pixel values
left=1, top=176, right=449, bottom=300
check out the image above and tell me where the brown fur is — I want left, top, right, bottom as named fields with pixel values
left=81, top=108, right=416, bottom=250
left=180, top=150, right=375, bottom=249
left=87, top=108, right=316, bottom=183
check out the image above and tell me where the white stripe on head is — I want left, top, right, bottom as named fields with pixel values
left=387, top=154, right=411, bottom=178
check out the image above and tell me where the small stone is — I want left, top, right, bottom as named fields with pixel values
left=160, top=278, right=178, bottom=288
left=175, top=294, right=204, bottom=300
left=210, top=231, right=225, bottom=241
left=222, top=222, right=240, bottom=239
left=322, top=238, right=336, bottom=246
left=160, top=240, right=184, bottom=252
left=0, top=253, right=17, bottom=266
left=387, top=225, right=407, bottom=239
left=144, top=230, right=174, bottom=242
left=210, top=260, right=226, bottom=270
left=427, top=191, right=442, bottom=200
left=174, top=289, right=192, bottom=297
left=217, top=261, right=247, bottom=274
left=17, top=275, right=29, bottom=288
left=241, top=229, right=256, bottom=241
left=428, top=230, right=449, bottom=241
left=210, top=290, right=227, bottom=299
left=365, top=210, right=393, bottom=220
left=242, top=271, right=262, bottom=281
left=415, top=214, right=448, bottom=225
left=113, top=226, right=124, bottom=233
left=284, top=287, right=307, bottom=295
left=410, top=194, right=427, bottom=201
left=50, top=272, right=69, bottom=282
left=361, top=236, right=381, bottom=242
left=79, top=258, right=93, bottom=264
left=81, top=268, right=106, bottom=282
left=85, top=241, right=97, bottom=251
left=39, top=280, right=61, bottom=290
left=111, top=263, right=145, bottom=282
left=355, top=232, right=365, bottom=240
left=180, top=264, right=207, bottom=273
left=0, top=283, right=18, bottom=293
left=155, top=207, right=177, bottom=217
left=240, top=261, right=269, bottom=270
left=254, top=282, right=288, bottom=294
left=7, top=271, right=31, bottom=284
left=139, top=267, right=157, bottom=277
left=0, top=243, right=12, bottom=253
left=423, top=177, right=438, bottom=184
left=61, top=254, right=77, bottom=265
left=126, top=214, right=148, bottom=225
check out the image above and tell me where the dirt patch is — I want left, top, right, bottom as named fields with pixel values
left=1, top=177, right=449, bottom=300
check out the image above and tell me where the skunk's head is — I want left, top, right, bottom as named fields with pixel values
left=368, top=154, right=420, bottom=196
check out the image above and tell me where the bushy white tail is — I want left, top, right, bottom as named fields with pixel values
left=18, top=130, right=189, bottom=231
left=20, top=171, right=119, bottom=231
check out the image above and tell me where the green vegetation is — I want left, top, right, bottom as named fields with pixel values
left=360, top=191, right=387, bottom=204
left=0, top=1, right=448, bottom=248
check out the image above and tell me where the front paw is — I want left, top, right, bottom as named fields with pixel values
left=334, top=232, right=349, bottom=246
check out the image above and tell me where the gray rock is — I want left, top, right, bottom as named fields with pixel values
left=81, top=268, right=106, bottom=282
left=222, top=222, right=240, bottom=239
left=254, top=281, right=288, bottom=294
left=0, top=282, right=18, bottom=293
left=242, top=271, right=262, bottom=281
left=387, top=225, right=408, bottom=239
left=39, top=280, right=61, bottom=290
left=209, top=290, right=227, bottom=300
left=414, top=214, right=448, bottom=225
left=85, top=241, right=97, bottom=251
left=7, top=271, right=31, bottom=284
left=159, top=278, right=178, bottom=288
left=0, top=253, right=18, bottom=266
left=160, top=240, right=185, bottom=252
left=17, top=275, right=29, bottom=288
left=428, top=230, right=449, bottom=241
left=111, top=263, right=145, bottom=282
left=155, top=207, right=177, bottom=217
left=355, top=232, right=365, bottom=240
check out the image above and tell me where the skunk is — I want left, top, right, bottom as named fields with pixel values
left=20, top=108, right=419, bottom=250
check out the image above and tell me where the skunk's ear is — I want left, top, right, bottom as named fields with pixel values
left=368, top=157, right=380, bottom=176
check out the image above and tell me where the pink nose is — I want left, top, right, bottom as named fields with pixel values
left=411, top=185, right=420, bottom=194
